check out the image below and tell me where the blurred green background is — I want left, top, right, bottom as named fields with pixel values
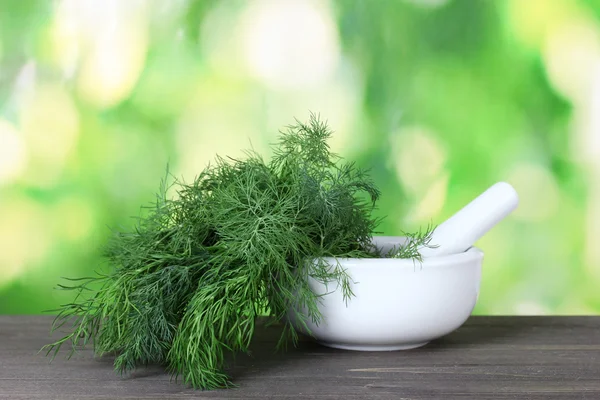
left=0, top=0, right=599, bottom=314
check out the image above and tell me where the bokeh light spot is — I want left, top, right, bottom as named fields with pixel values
left=391, top=125, right=448, bottom=197
left=0, top=119, right=28, bottom=185
left=241, top=0, right=340, bottom=90
left=19, top=83, right=79, bottom=186
left=505, top=163, right=560, bottom=222
left=506, top=0, right=573, bottom=50
left=514, top=301, right=549, bottom=316
left=74, top=0, right=149, bottom=108
left=49, top=0, right=82, bottom=79
left=0, top=197, right=52, bottom=288
left=411, top=173, right=449, bottom=223
left=5, top=61, right=38, bottom=112
left=542, top=16, right=600, bottom=104
left=262, top=58, right=363, bottom=155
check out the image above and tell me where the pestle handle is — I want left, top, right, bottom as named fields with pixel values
left=419, top=182, right=519, bottom=258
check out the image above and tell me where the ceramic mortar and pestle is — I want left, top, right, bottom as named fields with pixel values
left=289, top=182, right=519, bottom=351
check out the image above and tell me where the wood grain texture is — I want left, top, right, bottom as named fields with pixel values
left=0, top=316, right=599, bottom=399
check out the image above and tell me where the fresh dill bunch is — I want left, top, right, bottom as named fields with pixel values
left=168, top=115, right=382, bottom=388
left=43, top=113, right=386, bottom=390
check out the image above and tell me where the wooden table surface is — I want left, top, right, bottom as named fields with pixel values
left=0, top=316, right=599, bottom=399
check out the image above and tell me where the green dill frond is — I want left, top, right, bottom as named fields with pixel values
left=388, top=223, right=438, bottom=262
left=44, top=114, right=394, bottom=390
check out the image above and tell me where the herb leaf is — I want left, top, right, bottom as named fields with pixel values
left=43, top=114, right=387, bottom=389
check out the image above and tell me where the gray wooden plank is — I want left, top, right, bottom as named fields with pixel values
left=0, top=316, right=599, bottom=399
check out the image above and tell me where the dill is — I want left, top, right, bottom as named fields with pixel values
left=387, top=223, right=438, bottom=262
left=43, top=114, right=422, bottom=390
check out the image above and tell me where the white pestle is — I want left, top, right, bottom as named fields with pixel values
left=419, top=182, right=519, bottom=258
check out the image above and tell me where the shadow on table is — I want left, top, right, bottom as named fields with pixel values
left=85, top=320, right=324, bottom=386
left=224, top=321, right=338, bottom=383
left=91, top=353, right=170, bottom=380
